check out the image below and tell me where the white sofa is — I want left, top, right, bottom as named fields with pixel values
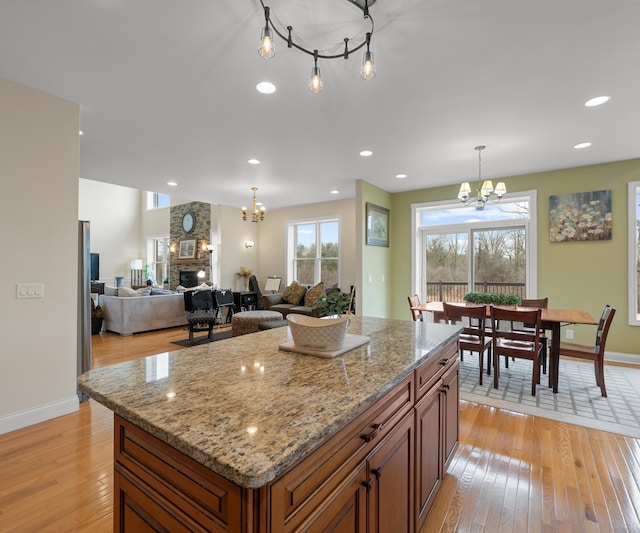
left=100, top=293, right=188, bottom=336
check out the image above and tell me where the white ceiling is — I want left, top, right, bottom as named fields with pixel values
left=1, top=0, right=639, bottom=210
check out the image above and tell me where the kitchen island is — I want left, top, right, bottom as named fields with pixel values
left=78, top=316, right=461, bottom=532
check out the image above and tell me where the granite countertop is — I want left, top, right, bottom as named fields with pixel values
left=78, top=316, right=460, bottom=488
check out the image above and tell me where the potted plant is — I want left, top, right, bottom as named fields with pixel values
left=91, top=298, right=104, bottom=335
left=462, top=292, right=522, bottom=306
left=312, top=290, right=353, bottom=317
left=163, top=278, right=170, bottom=290
left=235, top=266, right=252, bottom=291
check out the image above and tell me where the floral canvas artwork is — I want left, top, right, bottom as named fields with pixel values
left=549, top=189, right=612, bottom=242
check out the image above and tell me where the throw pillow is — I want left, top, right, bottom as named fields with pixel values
left=282, top=281, right=306, bottom=305
left=104, top=286, right=119, bottom=296
left=304, top=282, right=326, bottom=307
left=135, top=287, right=152, bottom=296
left=117, top=287, right=137, bottom=297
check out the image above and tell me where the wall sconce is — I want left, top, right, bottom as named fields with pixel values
left=245, top=240, right=255, bottom=249
left=206, top=244, right=215, bottom=254
left=201, top=240, right=209, bottom=252
left=197, top=269, right=206, bottom=279
left=170, top=242, right=176, bottom=253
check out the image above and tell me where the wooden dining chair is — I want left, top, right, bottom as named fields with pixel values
left=558, top=305, right=616, bottom=397
left=443, top=302, right=492, bottom=385
left=490, top=306, right=543, bottom=395
left=408, top=294, right=423, bottom=322
left=516, top=297, right=549, bottom=374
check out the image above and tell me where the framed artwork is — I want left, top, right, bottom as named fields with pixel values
left=549, top=189, right=612, bottom=242
left=366, top=203, right=390, bottom=247
left=178, top=239, right=196, bottom=259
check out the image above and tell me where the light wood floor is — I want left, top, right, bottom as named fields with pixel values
left=1, top=327, right=639, bottom=532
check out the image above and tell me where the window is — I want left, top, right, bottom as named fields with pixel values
left=412, top=193, right=536, bottom=302
left=146, top=191, right=170, bottom=210
left=148, top=236, right=170, bottom=285
left=287, top=218, right=340, bottom=287
left=629, top=182, right=640, bottom=325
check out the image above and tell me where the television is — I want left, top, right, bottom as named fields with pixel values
left=90, top=253, right=100, bottom=282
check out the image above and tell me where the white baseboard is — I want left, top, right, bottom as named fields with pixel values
left=0, top=396, right=79, bottom=435
left=606, top=351, right=640, bottom=365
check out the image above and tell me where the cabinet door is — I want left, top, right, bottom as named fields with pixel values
left=367, top=413, right=415, bottom=533
left=414, top=379, right=443, bottom=529
left=296, top=462, right=368, bottom=533
left=442, top=362, right=459, bottom=468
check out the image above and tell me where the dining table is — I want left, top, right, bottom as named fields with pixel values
left=412, top=301, right=598, bottom=393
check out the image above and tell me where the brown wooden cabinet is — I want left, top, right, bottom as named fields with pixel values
left=414, top=343, right=459, bottom=531
left=112, top=340, right=459, bottom=533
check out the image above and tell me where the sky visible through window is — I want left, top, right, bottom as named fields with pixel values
left=421, top=201, right=529, bottom=227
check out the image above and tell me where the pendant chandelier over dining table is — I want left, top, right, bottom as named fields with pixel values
left=457, top=145, right=507, bottom=211
left=258, top=0, right=377, bottom=93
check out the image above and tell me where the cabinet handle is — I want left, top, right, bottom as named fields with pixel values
left=439, top=358, right=449, bottom=366
left=440, top=384, right=450, bottom=394
left=360, top=423, right=381, bottom=443
left=361, top=479, right=373, bottom=491
left=371, top=467, right=382, bottom=480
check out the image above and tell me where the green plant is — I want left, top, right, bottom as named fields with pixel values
left=312, top=291, right=353, bottom=317
left=462, top=292, right=522, bottom=306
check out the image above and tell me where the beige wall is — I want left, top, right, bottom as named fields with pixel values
left=79, top=179, right=143, bottom=283
left=389, top=158, right=640, bottom=357
left=0, top=78, right=80, bottom=432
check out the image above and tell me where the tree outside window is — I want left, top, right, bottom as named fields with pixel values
left=291, top=219, right=339, bottom=287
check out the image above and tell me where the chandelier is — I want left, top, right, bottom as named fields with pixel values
left=258, top=0, right=376, bottom=93
left=242, top=187, right=266, bottom=222
left=457, top=146, right=507, bottom=211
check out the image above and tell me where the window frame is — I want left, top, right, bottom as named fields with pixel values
left=286, top=216, right=341, bottom=287
left=146, top=191, right=170, bottom=210
left=628, top=181, right=640, bottom=326
left=411, top=191, right=537, bottom=303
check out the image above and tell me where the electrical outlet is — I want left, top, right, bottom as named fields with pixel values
left=565, top=329, right=574, bottom=340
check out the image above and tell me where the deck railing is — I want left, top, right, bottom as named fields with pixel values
left=425, top=281, right=526, bottom=303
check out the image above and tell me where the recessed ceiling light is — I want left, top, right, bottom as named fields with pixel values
left=574, top=142, right=592, bottom=149
left=330, top=189, right=339, bottom=194
left=256, top=81, right=276, bottom=94
left=167, top=181, right=178, bottom=186
left=360, top=150, right=373, bottom=157
left=585, top=96, right=611, bottom=107
left=248, top=158, right=260, bottom=165
left=395, top=173, right=407, bottom=179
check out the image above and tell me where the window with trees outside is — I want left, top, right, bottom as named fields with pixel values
left=148, top=236, right=170, bottom=285
left=413, top=192, right=536, bottom=303
left=629, top=181, right=640, bottom=326
left=287, top=218, right=340, bottom=287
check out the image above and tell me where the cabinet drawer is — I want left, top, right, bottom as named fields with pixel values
left=114, top=416, right=242, bottom=532
left=269, top=374, right=414, bottom=531
left=415, top=340, right=458, bottom=401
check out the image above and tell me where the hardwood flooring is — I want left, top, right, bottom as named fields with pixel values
left=1, top=326, right=639, bottom=532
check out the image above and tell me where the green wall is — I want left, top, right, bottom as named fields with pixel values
left=360, top=181, right=392, bottom=318
left=387, top=158, right=640, bottom=356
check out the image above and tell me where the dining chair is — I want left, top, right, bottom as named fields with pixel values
left=558, top=304, right=616, bottom=397
left=516, top=297, right=549, bottom=374
left=408, top=294, right=424, bottom=322
left=443, top=302, right=492, bottom=385
left=490, top=306, right=543, bottom=395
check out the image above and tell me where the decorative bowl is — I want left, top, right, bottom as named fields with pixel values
left=287, top=314, right=350, bottom=352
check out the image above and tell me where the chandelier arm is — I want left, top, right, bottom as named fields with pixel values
left=259, top=0, right=374, bottom=60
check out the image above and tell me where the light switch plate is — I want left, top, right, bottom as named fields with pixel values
left=17, top=283, right=44, bottom=299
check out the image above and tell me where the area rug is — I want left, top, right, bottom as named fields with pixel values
left=171, top=330, right=233, bottom=347
left=458, top=355, right=640, bottom=438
